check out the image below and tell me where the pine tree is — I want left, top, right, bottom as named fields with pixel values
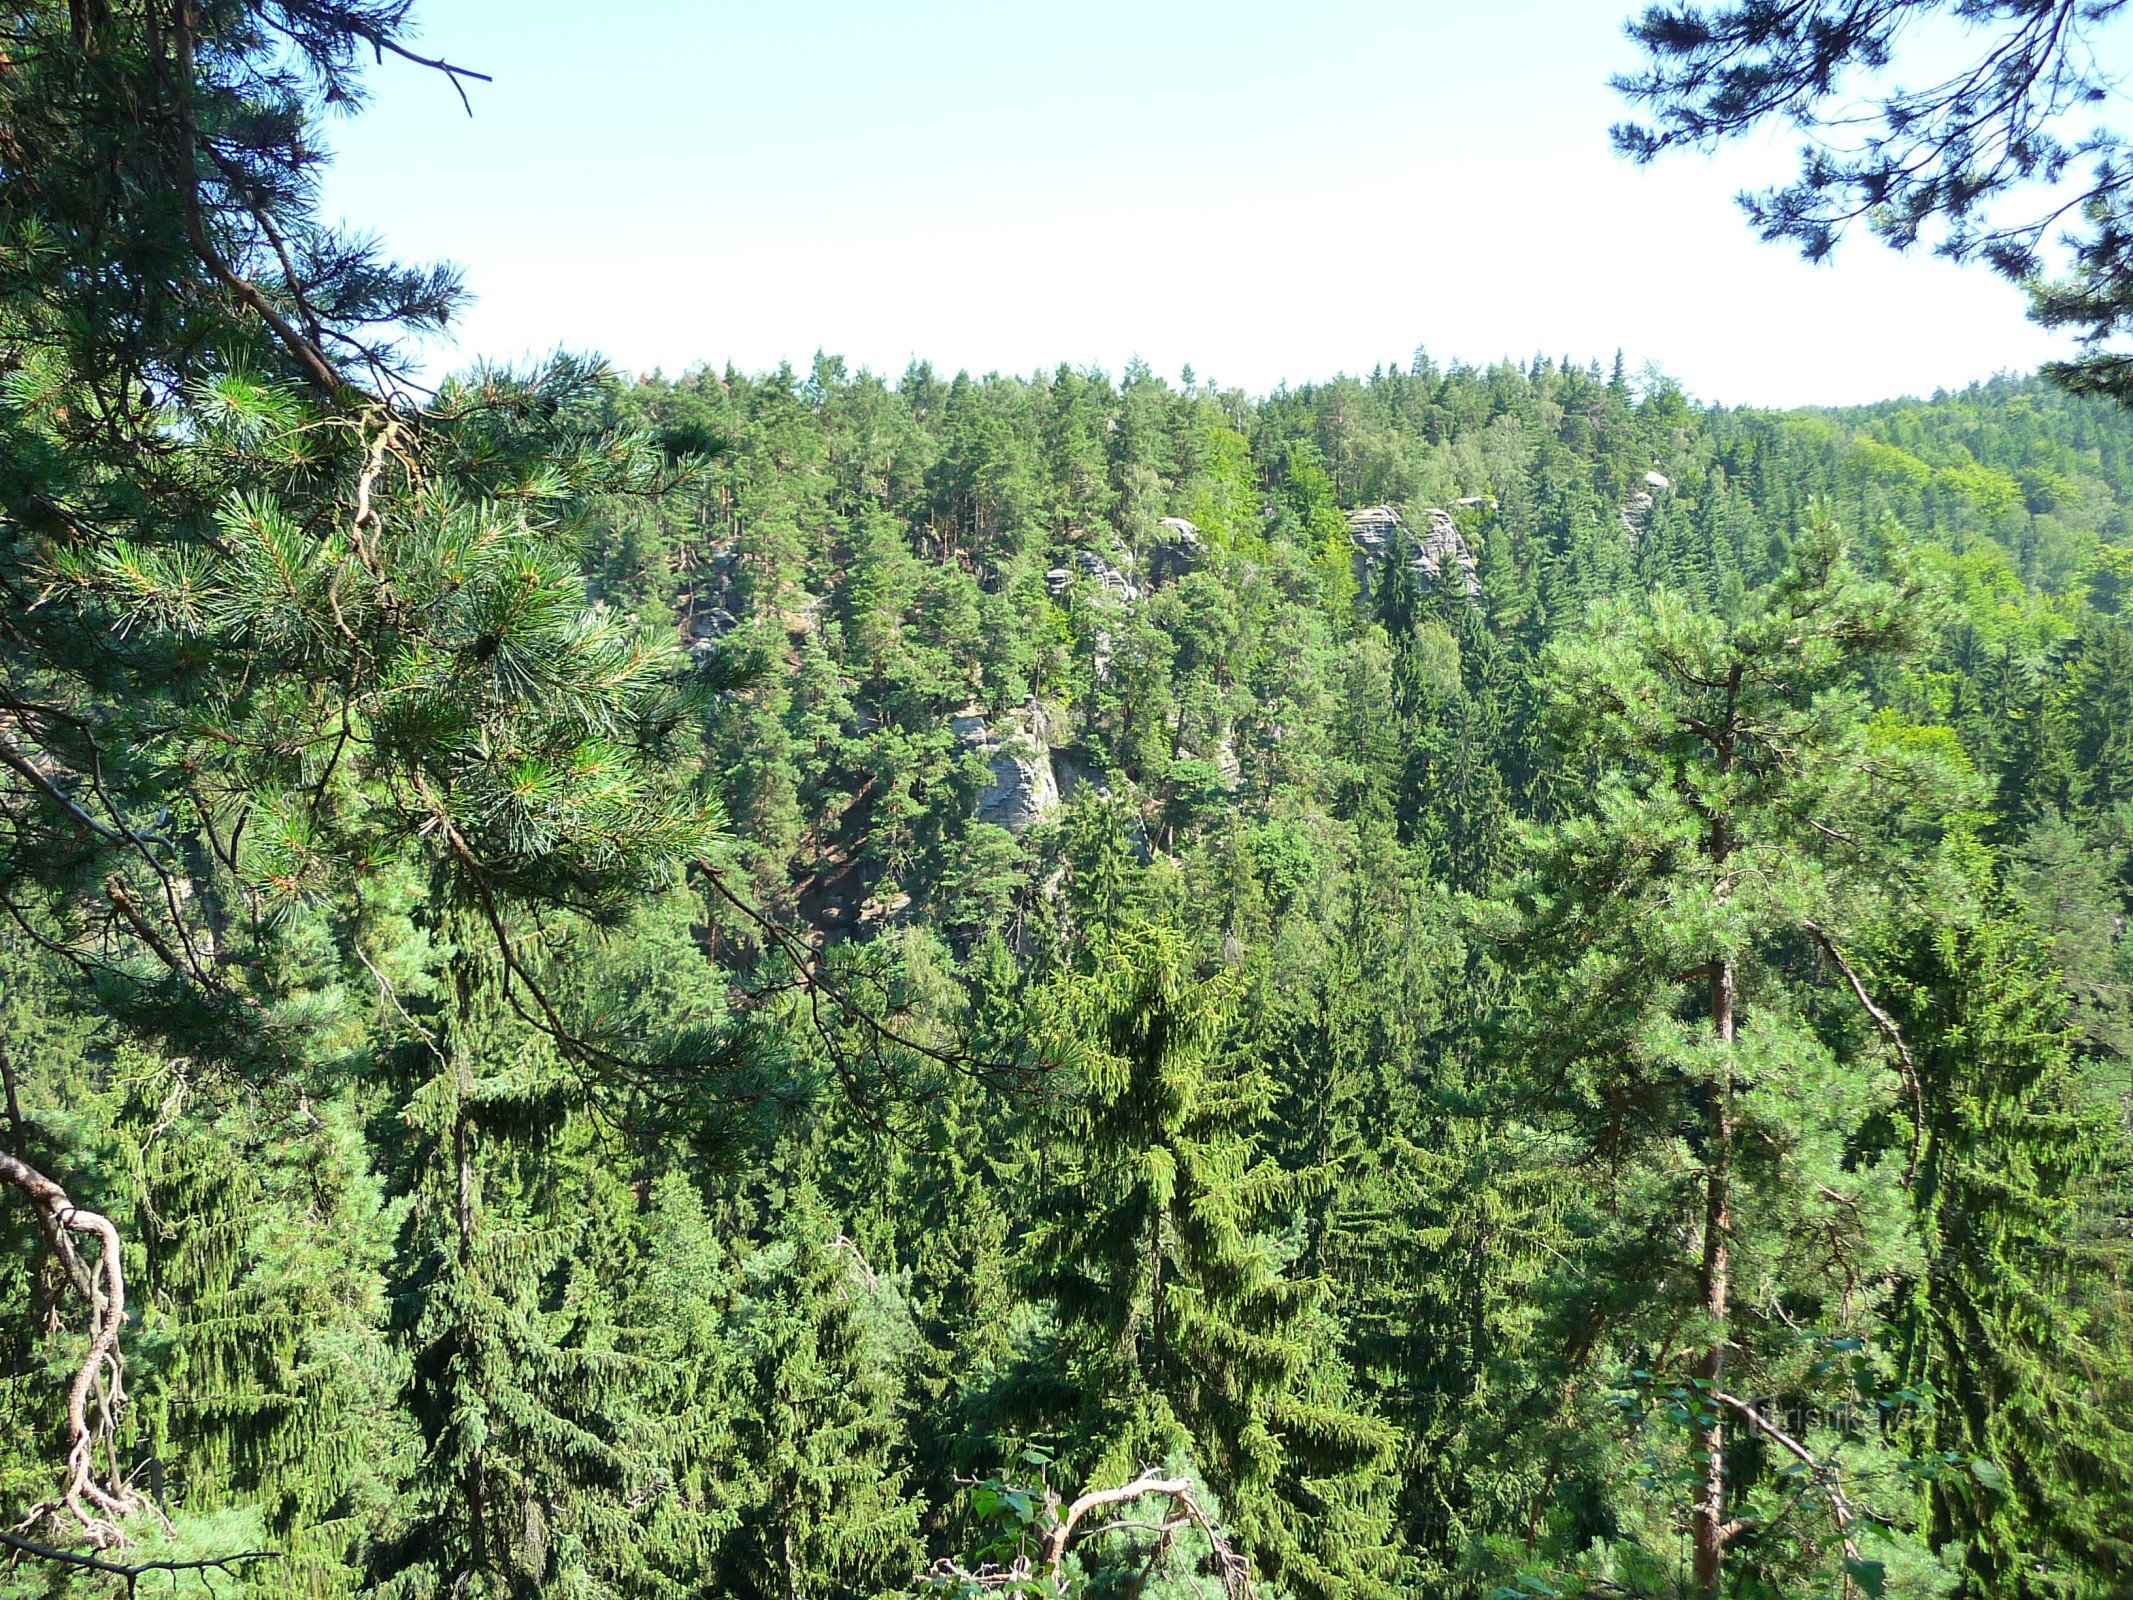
left=0, top=2, right=726, bottom=1559
left=1492, top=520, right=1967, bottom=1595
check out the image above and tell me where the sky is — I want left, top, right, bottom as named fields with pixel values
left=317, top=0, right=2073, bottom=409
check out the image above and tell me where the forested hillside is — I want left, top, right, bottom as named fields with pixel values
left=12, top=345, right=2133, bottom=1598
left=4, top=5, right=2131, bottom=1600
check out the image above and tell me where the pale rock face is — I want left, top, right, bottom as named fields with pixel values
left=1347, top=505, right=1402, bottom=550
left=858, top=889, right=912, bottom=927
left=954, top=702, right=1063, bottom=833
left=685, top=607, right=739, bottom=654
left=1074, top=548, right=1140, bottom=603
left=1414, top=507, right=1482, bottom=598
left=1620, top=469, right=1672, bottom=542
left=1620, top=491, right=1655, bottom=539
left=1346, top=505, right=1401, bottom=590
left=1212, top=728, right=1242, bottom=791
left=1346, top=505, right=1480, bottom=599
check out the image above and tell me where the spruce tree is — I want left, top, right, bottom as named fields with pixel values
left=1018, top=923, right=1398, bottom=1600
left=1879, top=892, right=2133, bottom=1599
left=123, top=1076, right=406, bottom=1595
left=371, top=919, right=654, bottom=1600
left=721, top=1182, right=922, bottom=1600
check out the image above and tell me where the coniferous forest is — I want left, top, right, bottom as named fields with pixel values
left=3, top=4, right=2131, bottom=1599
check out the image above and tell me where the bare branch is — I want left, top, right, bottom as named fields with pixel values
left=0, top=1527, right=276, bottom=1597
left=364, top=32, right=490, bottom=114
left=1709, top=1389, right=1861, bottom=1561
left=1041, top=1471, right=1253, bottom=1600
left=1805, top=921, right=1924, bottom=1181
left=0, top=733, right=125, bottom=845
left=0, top=1148, right=147, bottom=1544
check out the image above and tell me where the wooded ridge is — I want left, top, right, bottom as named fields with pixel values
left=2, top=4, right=2130, bottom=1598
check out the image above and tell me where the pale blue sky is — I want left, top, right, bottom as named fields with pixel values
left=320, top=0, right=2072, bottom=407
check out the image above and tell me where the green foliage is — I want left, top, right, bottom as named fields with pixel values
left=1007, top=922, right=1398, bottom=1600
left=1488, top=525, right=1972, bottom=1594
left=3, top=10, right=2131, bottom=1595
left=1880, top=897, right=2133, bottom=1599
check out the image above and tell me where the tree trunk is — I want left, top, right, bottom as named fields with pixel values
left=1691, top=956, right=1735, bottom=1597
left=454, top=1061, right=491, bottom=1576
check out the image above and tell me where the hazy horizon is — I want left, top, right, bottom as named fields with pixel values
left=320, top=0, right=2077, bottom=410
left=593, top=346, right=2051, bottom=414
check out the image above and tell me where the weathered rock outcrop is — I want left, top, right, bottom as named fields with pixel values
left=1076, top=549, right=1139, bottom=603
left=1346, top=505, right=1480, bottom=599
left=1211, top=728, right=1241, bottom=791
left=1053, top=748, right=1108, bottom=801
left=1147, top=517, right=1207, bottom=587
left=683, top=607, right=739, bottom=655
left=1043, top=548, right=1139, bottom=604
left=1413, top=508, right=1481, bottom=597
left=1620, top=469, right=1672, bottom=541
left=954, top=702, right=1063, bottom=833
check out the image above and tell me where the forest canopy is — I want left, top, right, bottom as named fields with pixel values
left=0, top=4, right=2129, bottom=1600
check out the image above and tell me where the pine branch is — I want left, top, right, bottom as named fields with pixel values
left=699, top=858, right=1037, bottom=1095
left=168, top=0, right=353, bottom=398
left=1806, top=921, right=1925, bottom=1181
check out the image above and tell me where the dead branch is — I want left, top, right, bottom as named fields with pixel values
left=1709, top=1389, right=1860, bottom=1561
left=924, top=1468, right=1253, bottom=1600
left=0, top=732, right=125, bottom=845
left=0, top=1527, right=275, bottom=1597
left=274, top=0, right=494, bottom=115
left=1042, top=1470, right=1252, bottom=1600
left=0, top=1148, right=149, bottom=1546
left=1805, top=922, right=1924, bottom=1181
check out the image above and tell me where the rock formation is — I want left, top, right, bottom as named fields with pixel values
left=1147, top=517, right=1207, bottom=587
left=1074, top=548, right=1139, bottom=603
left=1620, top=469, right=1672, bottom=541
left=954, top=702, right=1063, bottom=833
left=1346, top=505, right=1480, bottom=599
left=684, top=607, right=739, bottom=655
left=1413, top=508, right=1481, bottom=598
